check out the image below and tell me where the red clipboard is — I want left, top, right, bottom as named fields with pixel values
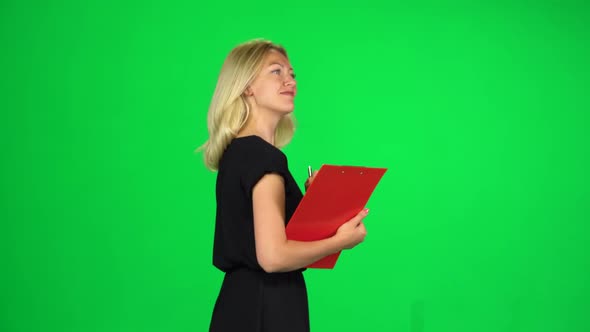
left=285, top=165, right=387, bottom=269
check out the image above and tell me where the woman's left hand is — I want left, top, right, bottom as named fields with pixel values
left=304, top=170, right=319, bottom=192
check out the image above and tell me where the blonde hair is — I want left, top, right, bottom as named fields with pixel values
left=196, top=39, right=296, bottom=171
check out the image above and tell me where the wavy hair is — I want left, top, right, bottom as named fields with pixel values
left=196, top=39, right=296, bottom=171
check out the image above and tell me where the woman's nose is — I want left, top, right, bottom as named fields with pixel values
left=284, top=77, right=296, bottom=86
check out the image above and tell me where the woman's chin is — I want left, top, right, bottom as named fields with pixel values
left=284, top=102, right=296, bottom=113
left=277, top=106, right=295, bottom=114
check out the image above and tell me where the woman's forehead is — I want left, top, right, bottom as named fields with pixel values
left=263, top=50, right=291, bottom=68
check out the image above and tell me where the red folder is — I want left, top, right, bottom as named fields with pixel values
left=285, top=165, right=387, bottom=269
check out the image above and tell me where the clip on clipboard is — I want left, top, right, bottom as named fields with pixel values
left=285, top=165, right=387, bottom=269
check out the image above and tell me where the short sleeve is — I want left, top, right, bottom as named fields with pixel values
left=241, top=147, right=289, bottom=199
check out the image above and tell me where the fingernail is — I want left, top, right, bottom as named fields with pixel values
left=365, top=208, right=370, bottom=214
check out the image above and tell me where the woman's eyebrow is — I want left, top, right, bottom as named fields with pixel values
left=269, top=62, right=294, bottom=71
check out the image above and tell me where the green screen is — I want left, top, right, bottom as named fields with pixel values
left=1, top=1, right=589, bottom=331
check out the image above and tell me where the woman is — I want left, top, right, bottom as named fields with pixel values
left=200, top=39, right=369, bottom=332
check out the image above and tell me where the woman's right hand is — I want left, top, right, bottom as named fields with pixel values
left=335, top=208, right=369, bottom=250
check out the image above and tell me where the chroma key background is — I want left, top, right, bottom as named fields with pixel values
left=1, top=1, right=589, bottom=331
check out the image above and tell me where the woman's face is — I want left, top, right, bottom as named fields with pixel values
left=246, top=49, right=297, bottom=114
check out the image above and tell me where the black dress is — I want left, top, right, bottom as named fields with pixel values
left=209, top=135, right=309, bottom=332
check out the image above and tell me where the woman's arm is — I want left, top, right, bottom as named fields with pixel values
left=252, top=173, right=367, bottom=273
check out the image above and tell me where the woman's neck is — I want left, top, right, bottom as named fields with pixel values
left=237, top=112, right=282, bottom=146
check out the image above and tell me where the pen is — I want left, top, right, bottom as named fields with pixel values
left=308, top=166, right=312, bottom=178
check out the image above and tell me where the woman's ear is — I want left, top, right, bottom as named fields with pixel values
left=244, top=86, right=253, bottom=97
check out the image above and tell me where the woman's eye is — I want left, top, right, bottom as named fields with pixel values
left=291, top=73, right=296, bottom=79
left=271, top=69, right=281, bottom=75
